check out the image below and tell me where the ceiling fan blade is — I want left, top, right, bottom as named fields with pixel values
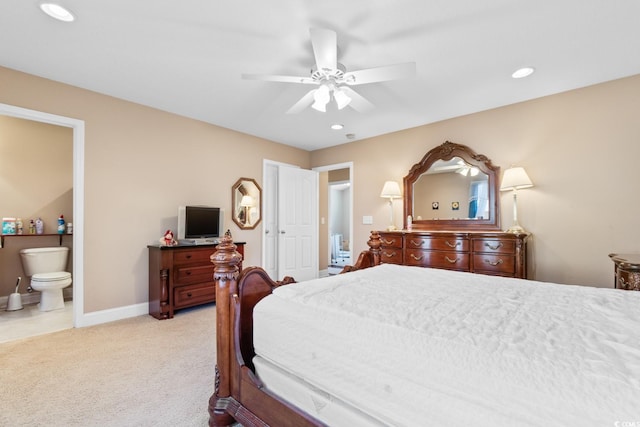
left=343, top=62, right=416, bottom=85
left=242, top=73, right=317, bottom=85
left=340, top=86, right=374, bottom=113
left=310, top=28, right=337, bottom=71
left=286, top=89, right=317, bottom=114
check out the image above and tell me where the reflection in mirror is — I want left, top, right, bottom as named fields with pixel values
left=403, top=141, right=500, bottom=231
left=232, top=178, right=262, bottom=230
left=413, top=157, right=489, bottom=220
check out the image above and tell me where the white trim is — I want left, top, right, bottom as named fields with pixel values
left=0, top=103, right=86, bottom=328
left=77, top=303, right=148, bottom=328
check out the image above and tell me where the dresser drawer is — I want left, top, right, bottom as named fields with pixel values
left=173, top=282, right=215, bottom=309
left=175, top=264, right=215, bottom=285
left=380, top=248, right=403, bottom=264
left=173, top=249, right=215, bottom=265
left=405, top=249, right=470, bottom=270
left=473, top=254, right=515, bottom=276
left=406, top=235, right=469, bottom=252
left=473, top=238, right=516, bottom=255
left=379, top=233, right=403, bottom=249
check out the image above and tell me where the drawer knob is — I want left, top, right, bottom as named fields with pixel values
left=382, top=238, right=396, bottom=245
left=410, top=253, right=424, bottom=261
left=484, top=242, right=503, bottom=250
left=445, top=256, right=460, bottom=264
left=485, top=259, right=504, bottom=266
left=185, top=255, right=192, bottom=259
left=409, top=239, right=423, bottom=247
left=445, top=241, right=460, bottom=248
left=383, top=251, right=397, bottom=258
left=187, top=292, right=192, bottom=298
left=186, top=271, right=192, bottom=275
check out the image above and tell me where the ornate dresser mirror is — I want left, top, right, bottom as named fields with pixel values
left=232, top=177, right=262, bottom=230
left=403, top=141, right=501, bottom=231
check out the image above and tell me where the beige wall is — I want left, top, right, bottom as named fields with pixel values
left=0, top=116, right=73, bottom=297
left=2, top=65, right=639, bottom=317
left=310, top=74, right=640, bottom=288
left=0, top=66, right=310, bottom=313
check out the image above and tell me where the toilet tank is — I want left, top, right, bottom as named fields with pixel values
left=19, top=247, right=70, bottom=276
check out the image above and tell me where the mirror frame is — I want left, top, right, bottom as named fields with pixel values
left=403, top=141, right=501, bottom=231
left=232, top=177, right=262, bottom=230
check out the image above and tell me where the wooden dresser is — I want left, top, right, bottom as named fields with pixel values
left=147, top=242, right=245, bottom=319
left=377, top=231, right=528, bottom=278
left=609, top=253, right=640, bottom=291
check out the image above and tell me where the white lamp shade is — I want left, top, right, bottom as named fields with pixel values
left=500, top=167, right=533, bottom=191
left=240, top=195, right=254, bottom=207
left=380, top=181, right=402, bottom=199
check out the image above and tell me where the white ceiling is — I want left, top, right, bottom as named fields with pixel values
left=2, top=1, right=639, bottom=151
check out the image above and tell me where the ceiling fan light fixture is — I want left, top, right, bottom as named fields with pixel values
left=40, top=3, right=75, bottom=22
left=334, top=88, right=352, bottom=110
left=311, top=85, right=331, bottom=112
left=331, top=124, right=344, bottom=130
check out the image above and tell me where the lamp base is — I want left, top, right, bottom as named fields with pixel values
left=505, top=224, right=527, bottom=234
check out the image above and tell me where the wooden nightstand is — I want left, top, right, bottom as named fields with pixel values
left=609, top=253, right=640, bottom=291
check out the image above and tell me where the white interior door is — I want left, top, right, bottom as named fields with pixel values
left=278, top=166, right=318, bottom=281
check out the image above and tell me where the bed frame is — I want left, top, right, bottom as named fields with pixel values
left=208, top=231, right=382, bottom=427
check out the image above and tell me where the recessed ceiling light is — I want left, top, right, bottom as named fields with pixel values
left=40, top=3, right=75, bottom=22
left=512, top=67, right=535, bottom=79
left=331, top=124, right=344, bottom=130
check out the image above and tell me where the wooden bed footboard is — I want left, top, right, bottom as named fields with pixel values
left=208, top=231, right=381, bottom=427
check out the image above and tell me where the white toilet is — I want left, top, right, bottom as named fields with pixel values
left=19, top=247, right=72, bottom=311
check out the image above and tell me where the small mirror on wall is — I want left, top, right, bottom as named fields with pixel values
left=232, top=177, right=262, bottom=230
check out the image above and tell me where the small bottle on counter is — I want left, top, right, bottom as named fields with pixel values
left=28, top=219, right=36, bottom=234
left=16, top=218, right=23, bottom=235
left=57, top=215, right=65, bottom=234
left=67, top=222, right=73, bottom=234
left=407, top=215, right=413, bottom=231
left=35, top=217, right=44, bottom=234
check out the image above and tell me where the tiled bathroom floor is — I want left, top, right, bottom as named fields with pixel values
left=0, top=301, right=73, bottom=343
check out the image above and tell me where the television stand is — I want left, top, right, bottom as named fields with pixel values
left=147, top=241, right=245, bottom=319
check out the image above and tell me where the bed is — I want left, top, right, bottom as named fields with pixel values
left=208, top=231, right=640, bottom=427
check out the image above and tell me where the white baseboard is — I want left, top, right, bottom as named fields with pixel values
left=318, top=269, right=329, bottom=278
left=76, top=302, right=149, bottom=328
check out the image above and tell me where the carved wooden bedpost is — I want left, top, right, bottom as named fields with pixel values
left=208, top=230, right=243, bottom=427
left=341, top=231, right=383, bottom=273
left=368, top=230, right=382, bottom=265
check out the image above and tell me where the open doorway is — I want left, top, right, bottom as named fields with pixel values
left=0, top=103, right=85, bottom=337
left=313, top=162, right=353, bottom=277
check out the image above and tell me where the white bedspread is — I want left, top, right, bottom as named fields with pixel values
left=253, top=263, right=640, bottom=427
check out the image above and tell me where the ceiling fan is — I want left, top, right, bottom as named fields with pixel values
left=242, top=28, right=416, bottom=114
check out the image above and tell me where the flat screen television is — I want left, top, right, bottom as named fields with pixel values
left=177, top=206, right=224, bottom=244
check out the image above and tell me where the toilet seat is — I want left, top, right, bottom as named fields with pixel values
left=32, top=272, right=72, bottom=282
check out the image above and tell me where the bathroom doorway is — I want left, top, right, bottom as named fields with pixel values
left=0, top=103, right=85, bottom=341
left=313, top=162, right=353, bottom=276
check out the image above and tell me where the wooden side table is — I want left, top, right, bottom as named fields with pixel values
left=608, top=253, right=640, bottom=291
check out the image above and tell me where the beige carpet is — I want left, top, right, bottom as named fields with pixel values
left=0, top=304, right=216, bottom=427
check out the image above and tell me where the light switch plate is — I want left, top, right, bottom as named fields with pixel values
left=362, top=215, right=373, bottom=225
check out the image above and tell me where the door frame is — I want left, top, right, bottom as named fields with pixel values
left=0, top=102, right=85, bottom=327
left=313, top=162, right=354, bottom=274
